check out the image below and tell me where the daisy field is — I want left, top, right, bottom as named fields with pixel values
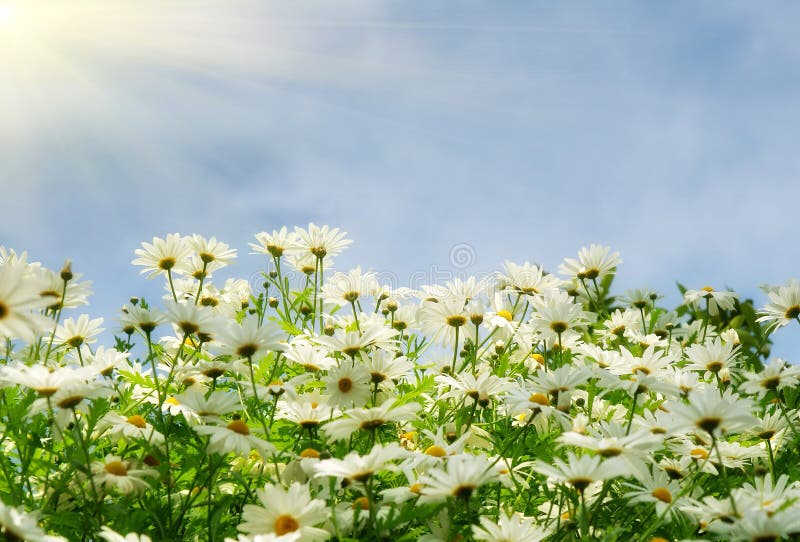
left=2, top=2, right=800, bottom=541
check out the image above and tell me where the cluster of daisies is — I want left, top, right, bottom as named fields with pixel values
left=1, top=226, right=800, bottom=542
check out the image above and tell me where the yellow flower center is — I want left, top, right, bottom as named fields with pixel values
left=337, top=378, right=353, bottom=393
left=36, top=387, right=59, bottom=397
left=453, top=484, right=475, bottom=500
left=550, top=321, right=568, bottom=334
left=104, top=461, right=128, bottom=476
left=585, top=267, right=600, bottom=280
left=568, top=477, right=593, bottom=492
left=300, top=448, right=321, bottom=459
left=701, top=286, right=715, bottom=292
left=352, top=496, right=370, bottom=510
left=56, top=395, right=84, bottom=409
left=274, top=515, right=300, bottom=536
left=697, top=417, right=721, bottom=433
left=158, top=257, right=176, bottom=271
left=127, top=415, right=147, bottom=428
left=446, top=315, right=467, bottom=327
left=226, top=419, right=250, bottom=436
left=651, top=487, right=672, bottom=503
left=690, top=447, right=709, bottom=459
left=341, top=346, right=361, bottom=357
left=528, top=393, right=550, bottom=406
left=236, top=343, right=258, bottom=358
left=424, top=445, right=447, bottom=457
left=165, top=397, right=180, bottom=406
left=497, top=310, right=513, bottom=322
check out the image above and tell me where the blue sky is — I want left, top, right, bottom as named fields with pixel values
left=1, top=2, right=799, bottom=357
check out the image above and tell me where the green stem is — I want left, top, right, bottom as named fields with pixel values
left=711, top=437, right=738, bottom=516
left=71, top=408, right=101, bottom=528
left=450, top=326, right=460, bottom=374
left=43, top=278, right=69, bottom=363
left=247, top=355, right=270, bottom=437
left=766, top=438, right=776, bottom=484
left=194, top=262, right=209, bottom=305
left=167, top=269, right=179, bottom=303
left=625, top=390, right=639, bottom=435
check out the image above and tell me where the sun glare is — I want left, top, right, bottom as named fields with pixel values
left=0, top=4, right=14, bottom=25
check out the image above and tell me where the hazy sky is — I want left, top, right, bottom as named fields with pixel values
left=2, top=1, right=799, bottom=356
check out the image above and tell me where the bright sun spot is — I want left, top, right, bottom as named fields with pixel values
left=0, top=4, right=14, bottom=25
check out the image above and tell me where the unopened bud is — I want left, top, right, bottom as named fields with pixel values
left=60, top=260, right=73, bottom=281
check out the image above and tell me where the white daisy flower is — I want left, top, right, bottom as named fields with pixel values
left=418, top=295, right=469, bottom=347
left=665, top=389, right=757, bottom=438
left=322, top=361, right=371, bottom=408
left=99, top=526, right=153, bottom=542
left=417, top=453, right=500, bottom=503
left=313, top=327, right=398, bottom=358
left=0, top=501, right=66, bottom=542
left=289, top=223, right=352, bottom=260
left=132, top=233, right=192, bottom=279
left=93, top=412, right=165, bottom=445
left=472, top=510, right=550, bottom=542
left=323, top=401, right=419, bottom=442
left=187, top=234, right=237, bottom=268
left=0, top=259, right=51, bottom=341
left=239, top=482, right=329, bottom=541
left=283, top=339, right=337, bottom=372
left=533, top=452, right=628, bottom=493
left=314, top=443, right=407, bottom=485
left=320, top=266, right=379, bottom=308
left=195, top=418, right=276, bottom=460
left=55, top=314, right=104, bottom=349
left=559, top=244, right=621, bottom=282
left=497, top=261, right=561, bottom=297
left=757, top=279, right=800, bottom=331
left=250, top=227, right=299, bottom=259
left=683, top=286, right=738, bottom=317
left=168, top=387, right=243, bottom=424
left=91, top=455, right=158, bottom=494
left=217, top=318, right=285, bottom=359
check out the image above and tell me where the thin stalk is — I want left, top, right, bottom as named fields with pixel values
left=71, top=408, right=101, bottom=527
left=711, top=437, right=738, bottom=516
left=43, top=278, right=69, bottom=363
left=194, top=261, right=209, bottom=305
left=625, top=389, right=639, bottom=435
left=167, top=269, right=179, bottom=303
